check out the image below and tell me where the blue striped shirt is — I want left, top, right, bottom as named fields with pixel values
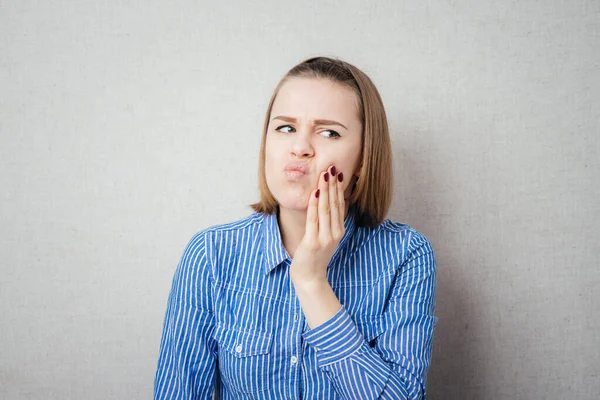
left=154, top=205, right=438, bottom=399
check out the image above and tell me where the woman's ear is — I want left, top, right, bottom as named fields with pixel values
left=355, top=167, right=362, bottom=180
left=354, top=162, right=363, bottom=179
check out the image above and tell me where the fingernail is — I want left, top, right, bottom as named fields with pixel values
left=338, top=172, right=343, bottom=182
left=315, top=189, right=320, bottom=198
left=331, top=166, right=336, bottom=176
left=324, top=172, right=329, bottom=182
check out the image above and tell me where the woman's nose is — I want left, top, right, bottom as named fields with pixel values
left=291, top=131, right=314, bottom=157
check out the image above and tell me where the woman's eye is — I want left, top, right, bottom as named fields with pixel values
left=321, top=130, right=341, bottom=139
left=276, top=125, right=295, bottom=133
left=275, top=125, right=340, bottom=139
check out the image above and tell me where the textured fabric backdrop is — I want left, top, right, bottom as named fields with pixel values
left=1, top=1, right=598, bottom=399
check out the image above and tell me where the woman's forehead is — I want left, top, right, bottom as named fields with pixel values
left=271, top=77, right=360, bottom=124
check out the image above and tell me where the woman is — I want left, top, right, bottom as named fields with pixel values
left=154, top=56, right=439, bottom=399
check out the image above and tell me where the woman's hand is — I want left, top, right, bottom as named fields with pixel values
left=289, top=164, right=346, bottom=287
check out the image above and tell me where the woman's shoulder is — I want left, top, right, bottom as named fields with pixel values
left=180, top=212, right=264, bottom=255
left=199, top=211, right=263, bottom=235
left=362, top=216, right=435, bottom=257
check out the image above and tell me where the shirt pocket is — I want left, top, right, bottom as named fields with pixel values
left=214, top=324, right=273, bottom=394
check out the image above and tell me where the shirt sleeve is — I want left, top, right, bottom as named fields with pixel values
left=302, top=232, right=438, bottom=400
left=154, top=231, right=218, bottom=400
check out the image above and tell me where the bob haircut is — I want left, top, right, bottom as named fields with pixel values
left=249, top=56, right=393, bottom=228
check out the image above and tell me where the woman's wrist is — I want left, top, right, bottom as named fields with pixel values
left=289, top=271, right=328, bottom=291
left=291, top=276, right=342, bottom=329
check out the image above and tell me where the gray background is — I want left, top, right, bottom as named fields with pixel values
left=1, top=0, right=598, bottom=399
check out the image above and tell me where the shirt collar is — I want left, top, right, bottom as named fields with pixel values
left=262, top=205, right=358, bottom=275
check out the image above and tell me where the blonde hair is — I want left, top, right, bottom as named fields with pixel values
left=249, top=56, right=393, bottom=228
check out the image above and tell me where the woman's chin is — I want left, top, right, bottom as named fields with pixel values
left=277, top=195, right=310, bottom=211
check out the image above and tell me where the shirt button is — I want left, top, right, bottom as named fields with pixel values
left=294, top=313, right=298, bottom=321
left=235, top=345, right=243, bottom=353
left=290, top=355, right=298, bottom=365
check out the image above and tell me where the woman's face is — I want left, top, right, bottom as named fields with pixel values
left=265, top=77, right=363, bottom=211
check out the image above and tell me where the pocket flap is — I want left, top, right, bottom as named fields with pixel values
left=214, top=324, right=273, bottom=357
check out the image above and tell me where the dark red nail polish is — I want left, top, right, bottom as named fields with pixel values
left=315, top=189, right=320, bottom=198
left=331, top=166, right=336, bottom=176
left=338, top=172, right=343, bottom=182
left=324, top=172, right=329, bottom=182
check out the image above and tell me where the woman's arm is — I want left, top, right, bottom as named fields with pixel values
left=154, top=232, right=217, bottom=400
left=295, top=234, right=438, bottom=400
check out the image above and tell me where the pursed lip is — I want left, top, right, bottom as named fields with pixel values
left=284, top=162, right=308, bottom=174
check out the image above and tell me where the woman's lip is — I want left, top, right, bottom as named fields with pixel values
left=284, top=162, right=308, bottom=173
left=284, top=170, right=307, bottom=179
left=285, top=167, right=305, bottom=172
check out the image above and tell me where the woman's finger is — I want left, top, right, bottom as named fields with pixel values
left=305, top=188, right=319, bottom=242
left=337, top=170, right=346, bottom=234
left=318, top=168, right=331, bottom=243
left=329, top=165, right=341, bottom=240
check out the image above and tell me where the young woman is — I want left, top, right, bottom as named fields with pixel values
left=154, top=56, right=439, bottom=400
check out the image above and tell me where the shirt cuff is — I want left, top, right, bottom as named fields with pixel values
left=302, top=305, right=364, bottom=367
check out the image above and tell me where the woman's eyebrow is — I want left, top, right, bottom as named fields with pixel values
left=272, top=115, right=348, bottom=130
